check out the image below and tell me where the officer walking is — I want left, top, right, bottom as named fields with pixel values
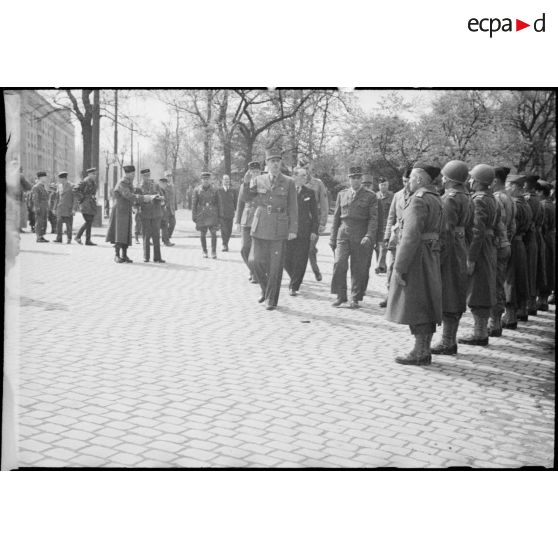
left=430, top=160, right=472, bottom=355
left=217, top=174, right=238, bottom=252
left=502, top=175, right=531, bottom=329
left=137, top=169, right=166, bottom=263
left=284, top=167, right=319, bottom=296
left=488, top=167, right=514, bottom=337
left=235, top=161, right=262, bottom=282
left=74, top=167, right=98, bottom=245
left=385, top=164, right=443, bottom=366
left=458, top=164, right=504, bottom=346
left=106, top=165, right=159, bottom=263
left=329, top=165, right=378, bottom=309
left=243, top=146, right=298, bottom=310
left=53, top=172, right=76, bottom=244
left=192, top=171, right=221, bottom=258
left=31, top=171, right=50, bottom=243
left=304, top=164, right=329, bottom=281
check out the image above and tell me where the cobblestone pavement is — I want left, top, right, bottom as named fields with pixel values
left=7, top=209, right=555, bottom=468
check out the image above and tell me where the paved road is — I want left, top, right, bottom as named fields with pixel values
left=7, top=209, right=555, bottom=468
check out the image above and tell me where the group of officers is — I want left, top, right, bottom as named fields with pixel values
left=22, top=148, right=555, bottom=367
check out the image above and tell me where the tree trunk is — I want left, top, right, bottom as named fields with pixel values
left=82, top=123, right=93, bottom=177
left=244, top=136, right=255, bottom=169
left=92, top=90, right=100, bottom=191
left=223, top=138, right=232, bottom=176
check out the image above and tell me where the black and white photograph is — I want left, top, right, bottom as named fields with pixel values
left=3, top=88, right=555, bottom=470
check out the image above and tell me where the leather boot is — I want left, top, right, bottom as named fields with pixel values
left=517, top=301, right=528, bottom=322
left=502, top=306, right=518, bottom=330
left=537, top=296, right=549, bottom=312
left=395, top=335, right=431, bottom=365
left=211, top=236, right=217, bottom=259
left=421, top=333, right=433, bottom=365
left=527, top=296, right=538, bottom=316
left=488, top=309, right=503, bottom=337
left=431, top=319, right=457, bottom=355
left=548, top=292, right=555, bottom=305
left=459, top=313, right=489, bottom=346
left=200, top=235, right=207, bottom=256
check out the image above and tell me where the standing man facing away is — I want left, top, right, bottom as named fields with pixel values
left=304, top=163, right=329, bottom=281
left=31, top=171, right=50, bottom=243
left=284, top=167, right=319, bottom=296
left=106, top=165, right=159, bottom=263
left=235, top=161, right=262, bottom=282
left=458, top=164, right=502, bottom=346
left=385, top=164, right=443, bottom=366
left=243, top=146, right=298, bottom=310
left=217, top=174, right=238, bottom=252
left=53, top=171, right=76, bottom=244
left=74, top=167, right=98, bottom=245
left=430, top=160, right=472, bottom=355
left=192, top=170, right=221, bottom=259
left=329, top=165, right=378, bottom=309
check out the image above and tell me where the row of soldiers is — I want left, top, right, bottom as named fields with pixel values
left=383, top=162, right=555, bottom=365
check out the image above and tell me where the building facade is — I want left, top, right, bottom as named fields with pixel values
left=5, top=90, right=75, bottom=181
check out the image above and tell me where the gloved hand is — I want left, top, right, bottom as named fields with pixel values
left=360, top=236, right=371, bottom=247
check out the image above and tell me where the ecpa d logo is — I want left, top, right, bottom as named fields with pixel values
left=468, top=13, right=546, bottom=37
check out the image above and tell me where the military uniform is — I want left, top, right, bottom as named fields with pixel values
left=538, top=195, right=555, bottom=308
left=523, top=185, right=545, bottom=314
left=31, top=177, right=49, bottom=241
left=305, top=176, right=329, bottom=280
left=19, top=173, right=33, bottom=230
left=243, top=169, right=298, bottom=308
left=74, top=171, right=98, bottom=244
left=217, top=184, right=238, bottom=251
left=47, top=184, right=58, bottom=233
left=161, top=179, right=177, bottom=245
left=375, top=188, right=394, bottom=272
left=330, top=180, right=378, bottom=305
left=360, top=178, right=383, bottom=300
left=53, top=174, right=76, bottom=243
left=192, top=180, right=221, bottom=257
left=106, top=166, right=152, bottom=263
left=284, top=184, right=319, bottom=293
left=235, top=165, right=260, bottom=280
left=137, top=176, right=165, bottom=263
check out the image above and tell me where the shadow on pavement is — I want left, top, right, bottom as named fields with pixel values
left=20, top=296, right=69, bottom=312
left=20, top=249, right=69, bottom=257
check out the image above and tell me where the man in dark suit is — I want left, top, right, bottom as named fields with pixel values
left=284, top=167, right=319, bottom=296
left=217, top=174, right=238, bottom=252
left=243, top=146, right=298, bottom=310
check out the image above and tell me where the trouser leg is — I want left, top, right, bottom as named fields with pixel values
left=161, top=217, right=169, bottom=243
left=200, top=228, right=208, bottom=253
left=142, top=217, right=151, bottom=260
left=351, top=238, right=369, bottom=301
left=266, top=239, right=286, bottom=306
left=66, top=216, right=73, bottom=240
left=221, top=218, right=232, bottom=247
left=56, top=215, right=64, bottom=241
left=331, top=239, right=350, bottom=299
left=210, top=230, right=217, bottom=255
left=250, top=238, right=270, bottom=297
left=152, top=218, right=162, bottom=261
left=36, top=209, right=47, bottom=239
left=378, top=243, right=388, bottom=269
left=308, top=235, right=321, bottom=277
left=240, top=226, right=252, bottom=269
left=168, top=214, right=176, bottom=238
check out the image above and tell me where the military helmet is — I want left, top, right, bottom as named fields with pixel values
left=441, top=160, right=469, bottom=184
left=469, top=164, right=495, bottom=186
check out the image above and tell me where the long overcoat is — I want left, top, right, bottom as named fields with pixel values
left=106, top=177, right=142, bottom=245
left=385, top=187, right=443, bottom=326
left=440, top=188, right=472, bottom=314
left=192, top=185, right=220, bottom=229
left=540, top=198, right=555, bottom=293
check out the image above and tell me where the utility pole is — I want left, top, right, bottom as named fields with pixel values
left=92, top=90, right=100, bottom=192
left=113, top=90, right=118, bottom=190
left=131, top=123, right=134, bottom=165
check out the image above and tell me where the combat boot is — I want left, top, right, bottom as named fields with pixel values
left=548, top=292, right=555, bottom=305
left=459, top=313, right=489, bottom=346
left=395, top=335, right=431, bottom=365
left=502, top=306, right=518, bottom=330
left=488, top=310, right=503, bottom=337
left=537, top=296, right=549, bottom=312
left=527, top=296, right=538, bottom=316
left=431, top=319, right=457, bottom=355
left=517, top=301, right=528, bottom=322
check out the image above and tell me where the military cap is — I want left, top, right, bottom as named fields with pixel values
left=361, top=174, right=373, bottom=184
left=469, top=164, right=495, bottom=186
left=535, top=181, right=551, bottom=196
left=159, top=177, right=168, bottom=183
left=348, top=166, right=363, bottom=177
left=505, top=174, right=526, bottom=185
left=58, top=171, right=68, bottom=178
left=37, top=171, right=47, bottom=177
left=86, top=167, right=96, bottom=173
left=140, top=168, right=151, bottom=175
left=493, top=166, right=511, bottom=182
left=201, top=171, right=211, bottom=178
left=441, top=160, right=469, bottom=184
left=248, top=161, right=261, bottom=170
left=265, top=146, right=282, bottom=160
left=413, top=163, right=441, bottom=181
left=123, top=165, right=135, bottom=173
left=523, top=174, right=540, bottom=190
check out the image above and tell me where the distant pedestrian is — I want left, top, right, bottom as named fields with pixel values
left=18, top=167, right=33, bottom=232
left=74, top=167, right=98, bottom=245
left=160, top=176, right=177, bottom=246
left=217, top=174, right=238, bottom=252
left=106, top=165, right=159, bottom=263
left=192, top=171, right=220, bottom=258
left=284, top=167, right=319, bottom=296
left=330, top=165, right=378, bottom=309
left=375, top=178, right=393, bottom=274
left=385, top=164, right=443, bottom=366
left=53, top=172, right=76, bottom=244
left=243, top=146, right=298, bottom=310
left=235, top=161, right=262, bottom=282
left=31, top=171, right=50, bottom=243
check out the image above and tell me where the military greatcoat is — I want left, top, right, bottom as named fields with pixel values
left=106, top=176, right=143, bottom=246
left=192, top=185, right=220, bottom=230
left=385, top=187, right=443, bottom=326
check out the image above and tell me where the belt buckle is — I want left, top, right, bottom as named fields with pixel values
left=267, top=205, right=272, bottom=215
